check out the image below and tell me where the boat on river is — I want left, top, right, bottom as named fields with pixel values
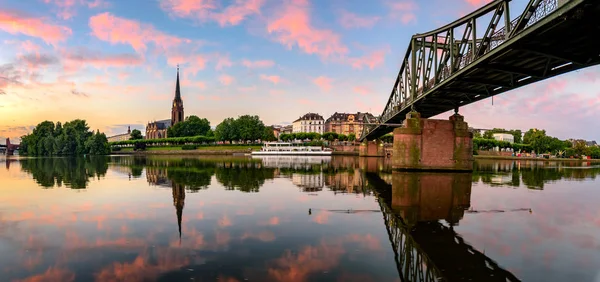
left=251, top=142, right=332, bottom=156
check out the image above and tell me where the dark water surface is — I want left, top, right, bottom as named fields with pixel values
left=1, top=156, right=600, bottom=282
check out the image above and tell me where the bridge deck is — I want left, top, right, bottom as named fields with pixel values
left=363, top=0, right=600, bottom=140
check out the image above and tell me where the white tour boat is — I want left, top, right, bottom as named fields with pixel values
left=251, top=142, right=332, bottom=156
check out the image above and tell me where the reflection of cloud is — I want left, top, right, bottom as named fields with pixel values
left=241, top=231, right=276, bottom=242
left=17, top=267, right=75, bottom=282
left=218, top=214, right=232, bottom=227
left=311, top=211, right=328, bottom=224
left=94, top=248, right=189, bottom=282
left=268, top=241, right=344, bottom=282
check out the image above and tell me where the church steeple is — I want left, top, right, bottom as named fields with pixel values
left=171, top=65, right=184, bottom=126
left=175, top=65, right=181, bottom=101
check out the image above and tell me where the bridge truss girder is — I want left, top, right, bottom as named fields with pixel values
left=362, top=0, right=600, bottom=141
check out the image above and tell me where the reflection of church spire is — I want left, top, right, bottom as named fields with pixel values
left=172, top=182, right=185, bottom=242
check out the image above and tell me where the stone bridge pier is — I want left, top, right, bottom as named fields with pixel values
left=392, top=112, right=473, bottom=171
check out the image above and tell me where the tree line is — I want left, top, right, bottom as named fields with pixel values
left=20, top=119, right=110, bottom=156
left=475, top=127, right=600, bottom=158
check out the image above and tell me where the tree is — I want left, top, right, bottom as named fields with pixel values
left=472, top=130, right=482, bottom=138
left=130, top=129, right=143, bottom=140
left=167, top=115, right=211, bottom=137
left=236, top=115, right=265, bottom=141
left=262, top=127, right=277, bottom=142
left=20, top=119, right=107, bottom=156
left=215, top=118, right=238, bottom=142
left=347, top=133, right=356, bottom=141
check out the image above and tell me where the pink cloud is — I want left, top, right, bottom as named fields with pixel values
left=219, top=74, right=234, bottom=85
left=43, top=0, right=110, bottom=19
left=43, top=0, right=79, bottom=20
left=212, top=0, right=265, bottom=26
left=62, top=47, right=144, bottom=70
left=269, top=89, right=285, bottom=96
left=267, top=0, right=349, bottom=59
left=0, top=11, right=72, bottom=45
left=260, top=74, right=281, bottom=84
left=238, top=86, right=257, bottom=92
left=348, top=48, right=387, bottom=69
left=313, top=76, right=332, bottom=92
left=298, top=98, right=315, bottom=105
left=387, top=1, right=418, bottom=24
left=118, top=71, right=130, bottom=80
left=215, top=54, right=233, bottom=70
left=353, top=86, right=371, bottom=95
left=89, top=12, right=190, bottom=54
left=20, top=40, right=43, bottom=54
left=338, top=10, right=380, bottom=29
left=465, top=0, right=493, bottom=6
left=242, top=59, right=275, bottom=68
left=159, top=0, right=264, bottom=26
left=167, top=54, right=208, bottom=76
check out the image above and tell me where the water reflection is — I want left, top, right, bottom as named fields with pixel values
left=19, top=156, right=109, bottom=188
left=4, top=156, right=600, bottom=281
left=474, top=159, right=600, bottom=189
left=366, top=172, right=520, bottom=282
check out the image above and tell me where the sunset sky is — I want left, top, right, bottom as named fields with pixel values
left=1, top=0, right=599, bottom=143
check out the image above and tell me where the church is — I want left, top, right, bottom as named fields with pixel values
left=146, top=67, right=185, bottom=139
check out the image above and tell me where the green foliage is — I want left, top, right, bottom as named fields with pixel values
left=482, top=128, right=522, bottom=143
left=379, top=134, right=393, bottom=143
left=181, top=144, right=198, bottom=150
left=472, top=130, right=482, bottom=138
left=130, top=129, right=143, bottom=140
left=214, top=115, right=268, bottom=142
left=167, top=115, right=211, bottom=137
left=19, top=156, right=109, bottom=189
left=110, top=135, right=216, bottom=146
left=588, top=146, right=600, bottom=159
left=20, top=119, right=109, bottom=156
left=262, top=127, right=277, bottom=142
left=322, top=132, right=338, bottom=141
left=347, top=133, right=356, bottom=141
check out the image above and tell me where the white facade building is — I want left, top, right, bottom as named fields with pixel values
left=493, top=133, right=514, bottom=143
left=292, top=113, right=324, bottom=134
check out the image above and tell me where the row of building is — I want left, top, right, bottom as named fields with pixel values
left=272, top=112, right=378, bottom=138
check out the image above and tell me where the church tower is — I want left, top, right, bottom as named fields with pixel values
left=171, top=66, right=184, bottom=126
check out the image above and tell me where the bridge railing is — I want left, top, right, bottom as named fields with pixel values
left=375, top=0, right=559, bottom=132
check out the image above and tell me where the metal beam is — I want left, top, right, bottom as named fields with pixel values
left=483, top=63, right=543, bottom=77
left=519, top=48, right=586, bottom=65
left=461, top=77, right=513, bottom=88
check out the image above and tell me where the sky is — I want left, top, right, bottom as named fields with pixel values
left=0, top=0, right=599, bottom=143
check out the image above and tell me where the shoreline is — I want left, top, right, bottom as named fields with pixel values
left=474, top=155, right=600, bottom=162
left=111, top=150, right=360, bottom=156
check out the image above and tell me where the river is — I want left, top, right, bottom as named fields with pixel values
left=1, top=156, right=599, bottom=282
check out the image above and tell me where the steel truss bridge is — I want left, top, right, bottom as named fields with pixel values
left=363, top=172, right=521, bottom=282
left=361, top=0, right=600, bottom=141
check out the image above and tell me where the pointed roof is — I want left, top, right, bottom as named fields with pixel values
left=174, top=65, right=181, bottom=101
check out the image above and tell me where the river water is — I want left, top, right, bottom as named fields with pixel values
left=1, top=155, right=599, bottom=282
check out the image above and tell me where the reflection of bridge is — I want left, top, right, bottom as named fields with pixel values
left=0, top=138, right=20, bottom=155
left=362, top=0, right=600, bottom=140
left=364, top=172, right=521, bottom=281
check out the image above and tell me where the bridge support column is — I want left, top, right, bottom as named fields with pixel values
left=392, top=112, right=473, bottom=171
left=391, top=172, right=472, bottom=226
left=359, top=140, right=384, bottom=157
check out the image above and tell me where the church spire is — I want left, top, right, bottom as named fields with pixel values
left=175, top=64, right=181, bottom=101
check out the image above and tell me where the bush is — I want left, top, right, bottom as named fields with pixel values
left=181, top=144, right=198, bottom=150
left=111, top=147, right=122, bottom=152
left=134, top=142, right=146, bottom=151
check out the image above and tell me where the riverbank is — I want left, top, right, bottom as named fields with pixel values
left=474, top=155, right=600, bottom=162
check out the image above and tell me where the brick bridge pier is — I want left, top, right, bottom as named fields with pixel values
left=361, top=112, right=473, bottom=171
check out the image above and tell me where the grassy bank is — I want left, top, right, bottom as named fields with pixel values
left=474, top=155, right=600, bottom=162
left=113, top=145, right=262, bottom=155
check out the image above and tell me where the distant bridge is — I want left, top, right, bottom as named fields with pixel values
left=0, top=138, right=20, bottom=155
left=362, top=0, right=600, bottom=141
